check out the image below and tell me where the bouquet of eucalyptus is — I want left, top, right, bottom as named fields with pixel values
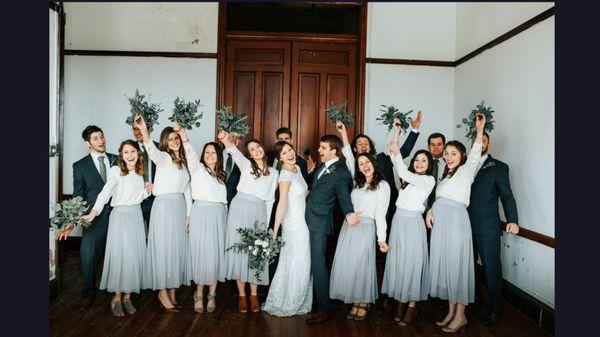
left=326, top=100, right=353, bottom=128
left=225, top=220, right=285, bottom=283
left=125, top=89, right=162, bottom=129
left=376, top=104, right=414, bottom=132
left=50, top=196, right=89, bottom=231
left=456, top=100, right=495, bottom=139
left=217, top=106, right=251, bottom=137
left=169, top=97, right=203, bottom=130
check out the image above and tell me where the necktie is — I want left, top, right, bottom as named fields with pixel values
left=276, top=159, right=283, bottom=171
left=141, top=145, right=149, bottom=182
left=316, top=164, right=327, bottom=180
left=427, top=159, right=439, bottom=208
left=98, top=156, right=107, bottom=183
left=225, top=153, right=233, bottom=180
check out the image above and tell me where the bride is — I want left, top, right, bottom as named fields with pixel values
left=262, top=141, right=312, bottom=316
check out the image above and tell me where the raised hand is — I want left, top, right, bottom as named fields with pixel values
left=336, top=121, right=346, bottom=133
left=475, top=113, right=486, bottom=132
left=306, top=155, right=316, bottom=173
left=426, top=210, right=434, bottom=229
left=217, top=130, right=228, bottom=141
left=134, top=113, right=147, bottom=130
left=410, top=110, right=422, bottom=129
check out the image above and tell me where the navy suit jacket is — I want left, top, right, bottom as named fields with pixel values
left=73, top=153, right=118, bottom=220
left=468, top=155, right=519, bottom=235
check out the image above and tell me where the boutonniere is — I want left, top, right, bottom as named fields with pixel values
left=324, top=165, right=337, bottom=176
left=481, top=161, right=496, bottom=170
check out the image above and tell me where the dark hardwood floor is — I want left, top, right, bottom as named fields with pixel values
left=51, top=251, right=552, bottom=337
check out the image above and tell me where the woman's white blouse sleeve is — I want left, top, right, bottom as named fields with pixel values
left=456, top=141, right=483, bottom=182
left=227, top=146, right=251, bottom=172
left=342, top=144, right=355, bottom=177
left=92, top=167, right=119, bottom=214
left=144, top=139, right=171, bottom=167
left=375, top=182, right=391, bottom=243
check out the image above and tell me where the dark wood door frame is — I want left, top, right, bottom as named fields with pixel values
left=215, top=2, right=367, bottom=137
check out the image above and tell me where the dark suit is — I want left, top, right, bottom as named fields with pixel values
left=468, top=155, right=518, bottom=313
left=224, top=153, right=241, bottom=205
left=139, top=141, right=158, bottom=224
left=305, top=160, right=354, bottom=315
left=72, top=152, right=117, bottom=299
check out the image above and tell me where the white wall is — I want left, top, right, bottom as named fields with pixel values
left=364, top=64, right=455, bottom=159
left=64, top=2, right=218, bottom=53
left=368, top=2, right=456, bottom=60
left=455, top=2, right=554, bottom=59
left=63, top=55, right=217, bottom=196
left=454, top=17, right=555, bottom=307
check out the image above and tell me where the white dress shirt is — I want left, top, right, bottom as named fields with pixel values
left=227, top=146, right=279, bottom=221
left=435, top=141, right=483, bottom=207
left=183, top=142, right=227, bottom=208
left=317, top=157, right=340, bottom=180
left=90, top=151, right=111, bottom=176
left=144, top=140, right=192, bottom=214
left=475, top=153, right=489, bottom=176
left=92, top=167, right=149, bottom=214
left=351, top=181, right=391, bottom=243
left=391, top=153, right=436, bottom=213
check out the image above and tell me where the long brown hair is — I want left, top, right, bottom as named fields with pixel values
left=118, top=139, right=144, bottom=176
left=201, top=142, right=226, bottom=184
left=354, top=153, right=384, bottom=191
left=244, top=139, right=271, bottom=179
left=158, top=127, right=187, bottom=169
left=441, top=141, right=467, bottom=180
left=400, top=150, right=434, bottom=189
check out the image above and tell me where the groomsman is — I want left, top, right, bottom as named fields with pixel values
left=222, top=132, right=242, bottom=204
left=425, top=132, right=446, bottom=210
left=132, top=124, right=158, bottom=226
left=468, top=132, right=519, bottom=324
left=56, top=125, right=117, bottom=310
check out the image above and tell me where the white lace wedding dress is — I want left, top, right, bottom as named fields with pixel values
left=262, top=165, right=313, bottom=316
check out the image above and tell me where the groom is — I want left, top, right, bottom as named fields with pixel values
left=305, top=134, right=361, bottom=324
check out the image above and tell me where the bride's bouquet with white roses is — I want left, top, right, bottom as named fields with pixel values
left=226, top=220, right=285, bottom=283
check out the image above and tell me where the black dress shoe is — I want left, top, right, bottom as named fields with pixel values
left=482, top=312, right=501, bottom=325
left=377, top=296, right=390, bottom=312
left=80, top=297, right=93, bottom=310
left=306, top=312, right=333, bottom=325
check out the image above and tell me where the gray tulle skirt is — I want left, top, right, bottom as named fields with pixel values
left=143, top=193, right=190, bottom=290
left=429, top=197, right=475, bottom=305
left=381, top=208, right=430, bottom=302
left=330, top=216, right=378, bottom=303
left=224, top=192, right=269, bottom=285
left=99, top=204, right=146, bottom=294
left=188, top=200, right=228, bottom=285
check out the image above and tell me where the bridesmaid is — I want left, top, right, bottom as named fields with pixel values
left=427, top=113, right=486, bottom=333
left=329, top=152, right=390, bottom=321
left=80, top=140, right=151, bottom=317
left=381, top=119, right=436, bottom=327
left=219, top=130, right=279, bottom=313
left=135, top=115, right=192, bottom=312
left=176, top=125, right=228, bottom=314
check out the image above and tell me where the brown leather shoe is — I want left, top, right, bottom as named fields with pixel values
left=80, top=297, right=93, bottom=310
left=249, top=294, right=260, bottom=312
left=306, top=312, right=333, bottom=325
left=238, top=295, right=248, bottom=313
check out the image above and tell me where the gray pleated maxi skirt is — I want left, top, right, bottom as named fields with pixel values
left=143, top=193, right=190, bottom=290
left=429, top=197, right=475, bottom=305
left=99, top=204, right=146, bottom=294
left=381, top=208, right=430, bottom=302
left=330, top=216, right=378, bottom=303
left=224, top=192, right=269, bottom=285
left=188, top=199, right=228, bottom=285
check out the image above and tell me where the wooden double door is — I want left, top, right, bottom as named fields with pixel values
left=224, top=40, right=357, bottom=160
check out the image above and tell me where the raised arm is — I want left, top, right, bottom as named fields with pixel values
left=134, top=114, right=170, bottom=166
left=217, top=130, right=250, bottom=171
left=457, top=114, right=485, bottom=181
left=389, top=139, right=435, bottom=191
left=336, top=121, right=355, bottom=176
left=176, top=125, right=203, bottom=176
left=400, top=110, right=422, bottom=158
